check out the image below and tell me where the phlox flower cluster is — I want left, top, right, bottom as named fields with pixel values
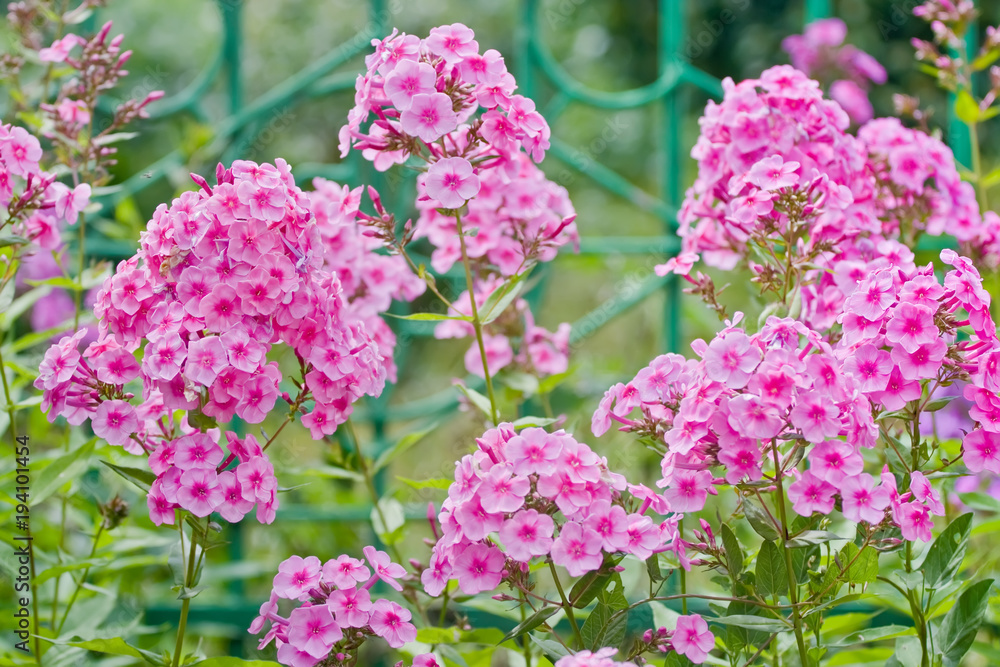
left=0, top=121, right=90, bottom=249
left=591, top=312, right=942, bottom=541
left=413, top=144, right=578, bottom=277
left=435, top=279, right=571, bottom=380
left=781, top=18, right=887, bottom=123
left=836, top=252, right=1000, bottom=490
left=421, top=425, right=684, bottom=596
left=250, top=547, right=430, bottom=667
left=340, top=23, right=550, bottom=168
left=37, top=159, right=386, bottom=442
left=309, top=178, right=426, bottom=382
left=145, top=432, right=278, bottom=526
left=676, top=65, right=875, bottom=272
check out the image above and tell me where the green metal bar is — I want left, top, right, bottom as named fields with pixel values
left=661, top=0, right=685, bottom=353
left=804, top=0, right=832, bottom=23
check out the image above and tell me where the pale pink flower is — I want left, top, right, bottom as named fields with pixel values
left=425, top=157, right=481, bottom=208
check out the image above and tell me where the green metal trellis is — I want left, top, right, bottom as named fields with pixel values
left=82, top=0, right=975, bottom=652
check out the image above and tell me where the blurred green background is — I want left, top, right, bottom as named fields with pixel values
left=4, top=0, right=1000, bottom=663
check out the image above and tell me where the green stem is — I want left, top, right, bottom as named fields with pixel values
left=56, top=524, right=105, bottom=634
left=518, top=591, right=532, bottom=667
left=171, top=519, right=199, bottom=667
left=679, top=516, right=688, bottom=614
left=346, top=419, right=403, bottom=564
left=547, top=560, right=583, bottom=648
left=770, top=441, right=810, bottom=667
left=454, top=211, right=499, bottom=425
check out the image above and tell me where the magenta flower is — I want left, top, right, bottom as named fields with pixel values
left=425, top=157, right=481, bottom=209
left=661, top=469, right=715, bottom=513
left=842, top=344, right=893, bottom=393
left=2, top=126, right=42, bottom=177
left=845, top=271, right=895, bottom=321
left=362, top=545, right=407, bottom=592
left=841, top=473, right=890, bottom=524
left=499, top=508, right=555, bottom=561
left=506, top=428, right=561, bottom=475
left=807, top=440, right=862, bottom=484
left=273, top=555, right=322, bottom=600
left=747, top=154, right=800, bottom=192
left=891, top=339, right=947, bottom=380
left=327, top=587, right=371, bottom=628
left=871, top=367, right=922, bottom=411
left=728, top=394, right=783, bottom=439
left=453, top=543, right=505, bottom=594
left=885, top=302, right=938, bottom=353
left=964, top=429, right=1000, bottom=474
left=788, top=470, right=836, bottom=516
left=896, top=501, right=934, bottom=542
left=583, top=500, right=630, bottom=553
left=176, top=468, right=223, bottom=518
left=322, top=555, right=370, bottom=590
left=672, top=614, right=715, bottom=664
left=704, top=331, right=761, bottom=389
left=551, top=521, right=604, bottom=577
left=383, top=59, right=436, bottom=110
left=425, top=23, right=478, bottom=63
left=38, top=34, right=83, bottom=62
left=400, top=92, right=458, bottom=143
left=287, top=605, right=342, bottom=659
left=790, top=392, right=842, bottom=443
left=368, top=599, right=417, bottom=648
left=91, top=400, right=138, bottom=448
left=184, top=335, right=229, bottom=386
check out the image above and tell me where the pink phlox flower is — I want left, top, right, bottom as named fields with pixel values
left=703, top=330, right=761, bottom=389
left=453, top=543, right=505, bottom=594
left=362, top=545, right=407, bottom=591
left=322, top=555, right=370, bottom=590
left=368, top=599, right=417, bottom=648
left=841, top=473, right=890, bottom=524
left=747, top=154, right=800, bottom=191
left=788, top=470, right=836, bottom=516
left=672, top=614, right=715, bottom=664
left=499, top=508, right=555, bottom=561
left=273, top=555, right=322, bottom=600
left=287, top=604, right=342, bottom=659
left=550, top=521, right=603, bottom=577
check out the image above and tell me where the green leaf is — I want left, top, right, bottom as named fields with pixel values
left=755, top=540, right=788, bottom=598
left=828, top=647, right=893, bottom=665
left=886, top=637, right=922, bottom=667
left=829, top=624, right=912, bottom=647
left=374, top=422, right=439, bottom=471
left=743, top=497, right=781, bottom=541
left=528, top=634, right=570, bottom=661
left=955, top=89, right=981, bottom=125
left=479, top=271, right=531, bottom=324
left=93, top=131, right=139, bottom=146
left=0, top=279, right=13, bottom=313
left=971, top=48, right=1000, bottom=71
left=455, top=384, right=493, bottom=418
left=103, top=461, right=157, bottom=492
left=720, top=523, right=744, bottom=576
left=416, top=627, right=458, bottom=644
left=500, top=606, right=558, bottom=643
left=935, top=578, right=994, bottom=667
left=982, top=165, right=1000, bottom=189
left=787, top=530, right=844, bottom=548
left=509, top=415, right=560, bottom=429
left=923, top=395, right=958, bottom=412
left=370, top=497, right=406, bottom=543
left=398, top=476, right=452, bottom=491
left=30, top=438, right=97, bottom=506
left=0, top=235, right=29, bottom=247
left=384, top=311, right=472, bottom=321
left=62, top=637, right=164, bottom=665
left=921, top=512, right=972, bottom=590
left=710, top=615, right=789, bottom=632
left=188, top=659, right=283, bottom=667
left=581, top=601, right=627, bottom=651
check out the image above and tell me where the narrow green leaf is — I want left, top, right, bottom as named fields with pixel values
left=787, top=530, right=844, bottom=548
left=479, top=271, right=531, bottom=324
left=921, top=512, right=972, bottom=590
left=955, top=89, right=981, bottom=125
left=720, top=524, right=744, bottom=576
left=103, top=461, right=157, bottom=492
left=710, top=615, right=789, bottom=632
left=455, top=384, right=493, bottom=417
left=755, top=540, right=788, bottom=598
left=374, top=422, right=439, bottom=471
left=30, top=438, right=96, bottom=506
left=935, top=578, right=994, bottom=667
left=397, top=476, right=452, bottom=491
left=500, top=606, right=558, bottom=643
left=743, top=497, right=781, bottom=541
left=384, top=311, right=472, bottom=322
